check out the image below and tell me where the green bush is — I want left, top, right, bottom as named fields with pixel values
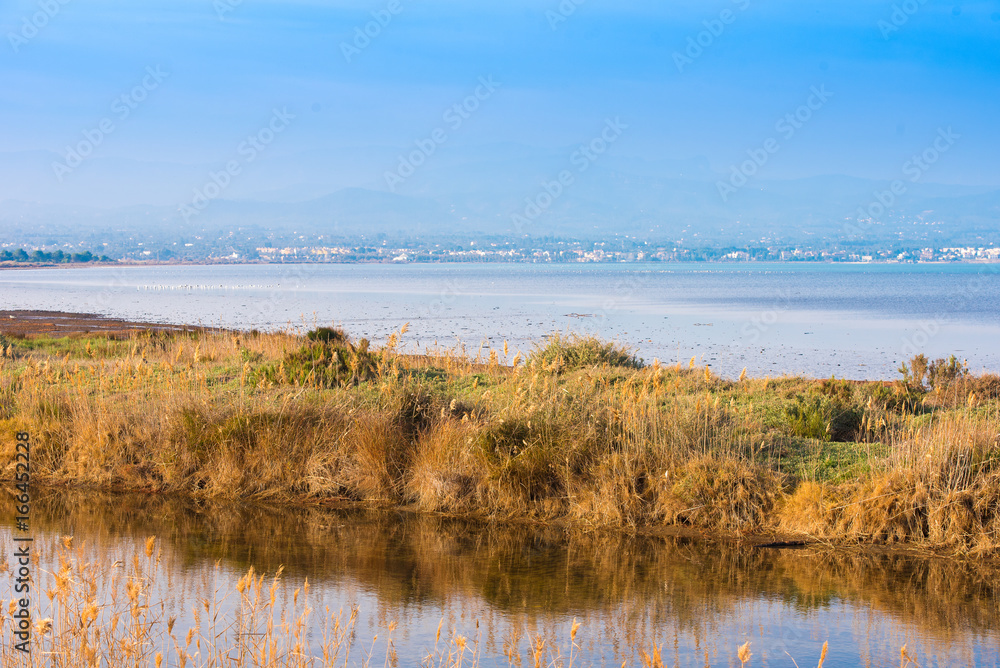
left=784, top=394, right=862, bottom=442
left=529, top=334, right=643, bottom=371
left=254, top=329, right=378, bottom=388
left=928, top=355, right=966, bottom=389
left=817, top=377, right=854, bottom=403
left=898, top=353, right=930, bottom=388
left=306, top=327, right=348, bottom=345
left=899, top=353, right=967, bottom=390
left=475, top=419, right=533, bottom=461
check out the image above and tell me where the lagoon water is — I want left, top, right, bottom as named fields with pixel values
left=2, top=262, right=999, bottom=379
left=2, top=491, right=999, bottom=668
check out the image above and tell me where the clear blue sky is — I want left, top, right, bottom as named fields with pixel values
left=2, top=0, right=998, bottom=195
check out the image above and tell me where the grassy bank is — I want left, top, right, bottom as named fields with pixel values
left=1, top=325, right=999, bottom=554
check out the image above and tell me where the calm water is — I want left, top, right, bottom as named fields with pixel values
left=3, top=491, right=999, bottom=667
left=2, top=262, right=1000, bottom=379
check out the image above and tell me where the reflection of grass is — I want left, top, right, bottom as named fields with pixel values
left=0, top=535, right=363, bottom=668
left=1, top=534, right=887, bottom=668
left=2, top=327, right=1000, bottom=552
left=24, top=489, right=1000, bottom=640
left=7, top=499, right=991, bottom=667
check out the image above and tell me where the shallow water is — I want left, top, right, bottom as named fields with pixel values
left=2, top=262, right=1000, bottom=379
left=3, top=490, right=999, bottom=667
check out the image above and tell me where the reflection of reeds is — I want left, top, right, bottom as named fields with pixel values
left=1, top=328, right=1000, bottom=552
left=0, top=537, right=875, bottom=668
left=0, top=536, right=363, bottom=668
left=19, top=490, right=1000, bottom=646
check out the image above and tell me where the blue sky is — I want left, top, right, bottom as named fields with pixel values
left=2, top=0, right=999, bottom=207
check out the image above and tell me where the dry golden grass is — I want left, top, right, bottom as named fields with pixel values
left=1, top=327, right=999, bottom=553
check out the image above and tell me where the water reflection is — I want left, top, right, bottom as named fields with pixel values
left=6, top=488, right=1000, bottom=667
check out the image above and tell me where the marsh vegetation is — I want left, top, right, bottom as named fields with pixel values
left=1, top=325, right=999, bottom=553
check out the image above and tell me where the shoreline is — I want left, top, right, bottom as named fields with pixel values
left=24, top=481, right=970, bottom=565
left=14, top=477, right=988, bottom=565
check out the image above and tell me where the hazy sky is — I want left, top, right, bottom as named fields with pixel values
left=2, top=0, right=999, bottom=199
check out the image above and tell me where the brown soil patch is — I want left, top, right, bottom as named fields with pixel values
left=0, top=310, right=212, bottom=338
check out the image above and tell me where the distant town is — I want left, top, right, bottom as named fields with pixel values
left=245, top=242, right=1000, bottom=264
left=3, top=235, right=1000, bottom=267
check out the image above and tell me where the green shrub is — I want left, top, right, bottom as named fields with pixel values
left=785, top=396, right=829, bottom=441
left=254, top=330, right=378, bottom=388
left=529, top=334, right=643, bottom=372
left=784, top=394, right=862, bottom=442
left=928, top=355, right=967, bottom=389
left=475, top=419, right=533, bottom=461
left=818, top=376, right=855, bottom=403
left=899, top=353, right=967, bottom=390
left=899, top=354, right=930, bottom=388
left=959, top=374, right=1000, bottom=400
left=306, top=327, right=348, bottom=345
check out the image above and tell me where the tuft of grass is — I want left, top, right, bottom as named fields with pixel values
left=658, top=455, right=787, bottom=531
left=255, top=328, right=379, bottom=388
left=528, top=334, right=643, bottom=372
left=307, top=325, right=349, bottom=345
left=784, top=394, right=862, bottom=442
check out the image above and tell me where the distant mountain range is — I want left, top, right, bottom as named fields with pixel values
left=2, top=145, right=997, bottom=245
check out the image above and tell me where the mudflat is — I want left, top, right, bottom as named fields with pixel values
left=0, top=310, right=212, bottom=338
